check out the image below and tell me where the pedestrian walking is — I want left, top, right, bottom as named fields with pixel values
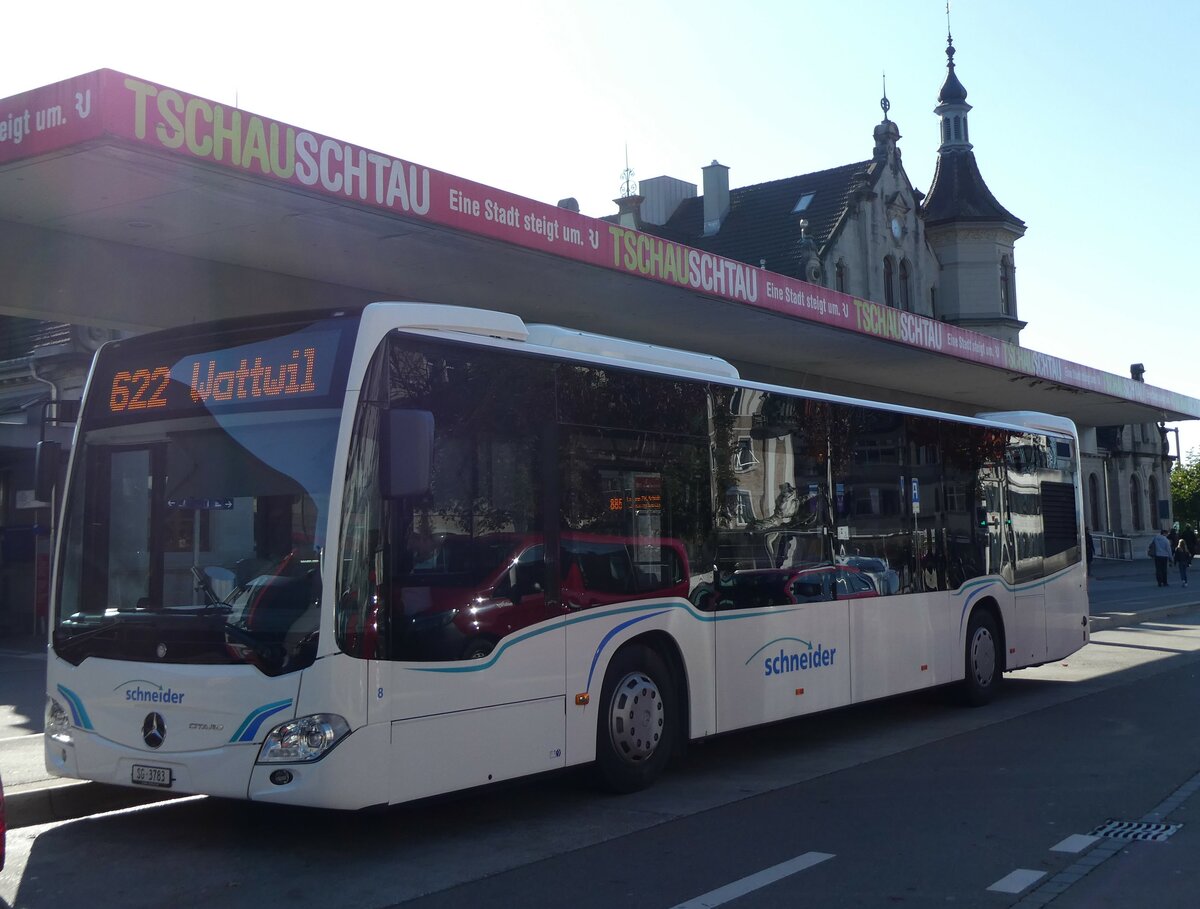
left=1150, top=529, right=1173, bottom=587
left=1085, top=527, right=1095, bottom=576
left=1184, top=525, right=1197, bottom=557
left=1175, top=536, right=1192, bottom=587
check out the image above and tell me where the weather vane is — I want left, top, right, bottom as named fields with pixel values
left=620, top=145, right=637, bottom=199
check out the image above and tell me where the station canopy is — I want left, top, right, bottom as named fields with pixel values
left=1, top=69, right=1196, bottom=428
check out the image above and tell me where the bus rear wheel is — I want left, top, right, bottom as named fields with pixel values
left=595, top=644, right=675, bottom=793
left=963, top=609, right=1001, bottom=706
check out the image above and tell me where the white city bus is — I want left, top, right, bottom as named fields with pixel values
left=43, top=303, right=1088, bottom=809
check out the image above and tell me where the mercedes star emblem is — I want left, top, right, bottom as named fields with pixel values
left=142, top=712, right=166, bottom=748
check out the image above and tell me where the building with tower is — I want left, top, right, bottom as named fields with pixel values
left=0, top=47, right=1189, bottom=635
left=612, top=31, right=1171, bottom=554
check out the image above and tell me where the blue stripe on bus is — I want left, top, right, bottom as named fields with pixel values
left=583, top=611, right=668, bottom=691
left=954, top=565, right=1082, bottom=635
left=405, top=599, right=806, bottom=675
left=406, top=562, right=1082, bottom=682
left=229, top=699, right=293, bottom=743
left=57, top=684, right=93, bottom=730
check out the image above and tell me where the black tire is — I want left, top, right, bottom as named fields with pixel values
left=962, top=609, right=1001, bottom=706
left=595, top=644, right=675, bottom=793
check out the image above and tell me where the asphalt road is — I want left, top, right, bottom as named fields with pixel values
left=5, top=612, right=1200, bottom=907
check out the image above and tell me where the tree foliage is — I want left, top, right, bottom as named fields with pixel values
left=1171, top=449, right=1200, bottom=530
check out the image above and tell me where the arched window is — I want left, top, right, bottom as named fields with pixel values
left=953, top=117, right=962, bottom=140
left=899, top=259, right=911, bottom=311
left=883, top=256, right=895, bottom=307
left=835, top=260, right=848, bottom=293
left=1149, top=475, right=1160, bottom=528
left=1130, top=475, right=1143, bottom=532
left=942, top=119, right=950, bottom=144
left=999, top=256, right=1015, bottom=316
left=1089, top=473, right=1101, bottom=530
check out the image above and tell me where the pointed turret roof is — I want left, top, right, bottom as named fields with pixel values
left=922, top=35, right=1024, bottom=229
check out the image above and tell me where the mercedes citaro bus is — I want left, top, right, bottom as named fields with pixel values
left=43, top=303, right=1088, bottom=809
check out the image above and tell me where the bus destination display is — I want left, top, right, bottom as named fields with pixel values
left=102, top=329, right=343, bottom=419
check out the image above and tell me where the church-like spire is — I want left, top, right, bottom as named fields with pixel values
left=923, top=32, right=1021, bottom=227
left=935, top=30, right=972, bottom=152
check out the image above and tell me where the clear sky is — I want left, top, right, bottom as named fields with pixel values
left=5, top=0, right=1199, bottom=453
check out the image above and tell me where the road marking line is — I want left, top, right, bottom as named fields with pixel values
left=670, top=852, right=835, bottom=909
left=0, top=732, right=43, bottom=743
left=987, top=868, right=1046, bottom=893
left=1051, top=833, right=1100, bottom=853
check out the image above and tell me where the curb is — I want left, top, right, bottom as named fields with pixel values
left=1089, top=600, right=1200, bottom=633
left=5, top=779, right=183, bottom=828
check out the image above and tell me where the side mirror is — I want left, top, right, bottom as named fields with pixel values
left=380, top=409, right=434, bottom=498
left=34, top=440, right=62, bottom=502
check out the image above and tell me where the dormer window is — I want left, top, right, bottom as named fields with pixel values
left=792, top=192, right=815, bottom=214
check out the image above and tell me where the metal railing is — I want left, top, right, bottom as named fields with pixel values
left=1093, top=532, right=1133, bottom=561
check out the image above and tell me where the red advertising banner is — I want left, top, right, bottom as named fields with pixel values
left=1, top=69, right=1196, bottom=417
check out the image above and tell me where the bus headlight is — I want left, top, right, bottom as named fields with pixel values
left=46, top=697, right=72, bottom=744
left=256, top=714, right=350, bottom=763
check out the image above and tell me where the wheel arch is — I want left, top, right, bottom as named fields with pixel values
left=969, top=595, right=1007, bottom=671
left=614, top=629, right=691, bottom=755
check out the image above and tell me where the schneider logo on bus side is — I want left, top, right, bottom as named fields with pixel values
left=751, top=638, right=838, bottom=678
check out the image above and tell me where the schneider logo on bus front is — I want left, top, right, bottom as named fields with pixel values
left=746, top=638, right=839, bottom=678
left=120, top=681, right=187, bottom=704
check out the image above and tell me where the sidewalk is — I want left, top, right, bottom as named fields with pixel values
left=3, top=556, right=1199, bottom=829
left=1086, top=555, right=1200, bottom=630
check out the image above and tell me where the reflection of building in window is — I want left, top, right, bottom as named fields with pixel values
left=734, top=437, right=758, bottom=473
left=722, top=483, right=755, bottom=527
left=944, top=483, right=967, bottom=512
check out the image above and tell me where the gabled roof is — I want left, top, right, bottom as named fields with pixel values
left=644, top=161, right=873, bottom=279
left=922, top=151, right=1024, bottom=228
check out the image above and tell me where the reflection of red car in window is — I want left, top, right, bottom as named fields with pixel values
left=395, top=532, right=691, bottom=661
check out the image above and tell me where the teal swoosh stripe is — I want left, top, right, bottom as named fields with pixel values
left=954, top=564, right=1080, bottom=598
left=57, top=683, right=93, bottom=730
left=406, top=599, right=807, bottom=675
left=229, top=699, right=293, bottom=743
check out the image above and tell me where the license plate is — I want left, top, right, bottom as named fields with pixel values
left=131, top=763, right=172, bottom=788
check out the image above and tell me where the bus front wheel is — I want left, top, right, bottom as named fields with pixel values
left=963, top=609, right=1002, bottom=706
left=595, top=644, right=675, bottom=793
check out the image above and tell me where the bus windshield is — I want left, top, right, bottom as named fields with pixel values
left=52, top=312, right=357, bottom=675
